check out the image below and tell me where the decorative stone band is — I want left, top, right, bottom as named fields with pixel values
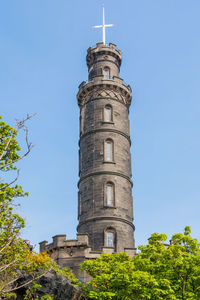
left=83, top=95, right=129, bottom=108
left=77, top=81, right=132, bottom=108
left=78, top=170, right=133, bottom=187
left=77, top=216, right=135, bottom=231
left=80, top=128, right=131, bottom=145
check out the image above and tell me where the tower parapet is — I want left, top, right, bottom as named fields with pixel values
left=86, top=42, right=121, bottom=79
left=77, top=42, right=131, bottom=108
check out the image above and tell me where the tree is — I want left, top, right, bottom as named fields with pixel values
left=0, top=115, right=53, bottom=299
left=81, top=227, right=200, bottom=299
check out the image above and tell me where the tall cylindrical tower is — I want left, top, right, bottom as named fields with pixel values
left=77, top=42, right=135, bottom=252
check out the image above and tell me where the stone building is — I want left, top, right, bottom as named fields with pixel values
left=40, top=42, right=136, bottom=281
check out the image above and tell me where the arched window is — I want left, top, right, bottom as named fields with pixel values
left=107, top=232, right=114, bottom=247
left=105, top=182, right=114, bottom=207
left=104, top=105, right=112, bottom=122
left=104, top=67, right=110, bottom=80
left=105, top=139, right=114, bottom=162
left=104, top=227, right=116, bottom=248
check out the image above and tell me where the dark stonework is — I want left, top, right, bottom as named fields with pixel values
left=15, top=270, right=85, bottom=300
left=40, top=42, right=136, bottom=280
left=77, top=42, right=135, bottom=252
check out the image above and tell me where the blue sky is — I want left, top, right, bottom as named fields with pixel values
left=1, top=0, right=200, bottom=250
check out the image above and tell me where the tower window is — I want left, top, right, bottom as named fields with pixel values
left=104, top=228, right=116, bottom=248
left=104, top=105, right=113, bottom=122
left=105, top=139, right=114, bottom=162
left=104, top=67, right=110, bottom=80
left=107, top=232, right=114, bottom=247
left=78, top=192, right=82, bottom=220
left=105, top=182, right=114, bottom=207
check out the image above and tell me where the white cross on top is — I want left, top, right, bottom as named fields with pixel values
left=92, top=5, right=114, bottom=45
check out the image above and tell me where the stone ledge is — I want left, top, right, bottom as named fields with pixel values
left=79, top=128, right=131, bottom=145
left=78, top=170, right=133, bottom=187
left=77, top=216, right=135, bottom=231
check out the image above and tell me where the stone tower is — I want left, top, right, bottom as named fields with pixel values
left=40, top=42, right=136, bottom=280
left=77, top=42, right=135, bottom=252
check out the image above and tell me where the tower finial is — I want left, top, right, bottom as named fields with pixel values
left=92, top=5, right=114, bottom=45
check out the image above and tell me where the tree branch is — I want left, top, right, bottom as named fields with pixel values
left=2, top=268, right=52, bottom=294
left=0, top=113, right=36, bottom=169
left=0, top=170, right=19, bottom=191
left=0, top=259, right=18, bottom=272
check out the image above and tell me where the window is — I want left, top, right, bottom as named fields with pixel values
left=104, top=67, right=110, bottom=80
left=79, top=150, right=81, bottom=176
left=107, top=232, right=114, bottom=247
left=104, top=228, right=116, bottom=248
left=105, top=139, right=114, bottom=162
left=104, top=105, right=112, bottom=122
left=78, top=192, right=82, bottom=220
left=106, top=182, right=114, bottom=206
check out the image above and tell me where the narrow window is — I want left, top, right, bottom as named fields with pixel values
left=104, top=105, right=112, bottom=122
left=107, top=232, right=114, bottom=247
left=105, top=139, right=113, bottom=162
left=104, top=67, right=110, bottom=80
left=79, top=150, right=81, bottom=176
left=106, top=142, right=111, bottom=161
left=78, top=192, right=82, bottom=220
left=106, top=183, right=114, bottom=206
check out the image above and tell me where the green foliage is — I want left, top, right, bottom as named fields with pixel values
left=81, top=253, right=175, bottom=299
left=53, top=264, right=79, bottom=285
left=24, top=282, right=42, bottom=300
left=3, top=292, right=17, bottom=299
left=0, top=116, right=28, bottom=248
left=0, top=115, right=21, bottom=171
left=40, top=296, right=53, bottom=300
left=81, top=227, right=200, bottom=299
left=24, top=282, right=53, bottom=300
left=0, top=115, right=54, bottom=299
left=0, top=115, right=80, bottom=299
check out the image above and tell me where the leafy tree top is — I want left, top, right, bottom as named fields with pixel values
left=81, top=227, right=200, bottom=300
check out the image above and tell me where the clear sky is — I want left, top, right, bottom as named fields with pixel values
left=1, top=0, right=200, bottom=251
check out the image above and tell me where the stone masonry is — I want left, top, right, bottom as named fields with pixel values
left=40, top=42, right=136, bottom=281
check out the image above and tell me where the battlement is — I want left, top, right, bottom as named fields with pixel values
left=40, top=233, right=136, bottom=281
left=40, top=233, right=123, bottom=281
left=39, top=233, right=89, bottom=252
left=87, top=42, right=121, bottom=56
